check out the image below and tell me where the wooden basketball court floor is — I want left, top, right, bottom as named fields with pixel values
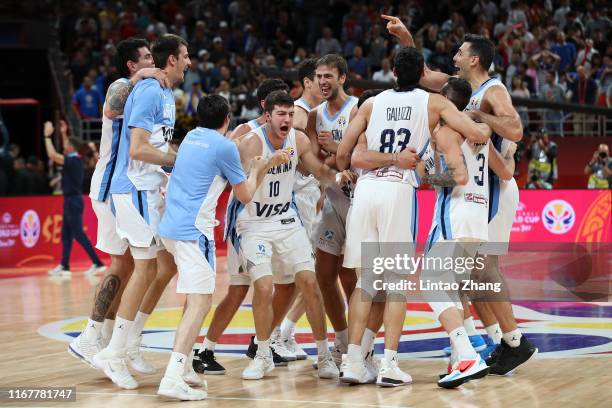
left=1, top=256, right=611, bottom=408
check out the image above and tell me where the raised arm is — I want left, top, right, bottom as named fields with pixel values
left=105, top=69, right=169, bottom=119
left=467, top=86, right=523, bottom=142
left=336, top=101, right=371, bottom=170
left=43, top=121, right=64, bottom=165
left=421, top=127, right=467, bottom=187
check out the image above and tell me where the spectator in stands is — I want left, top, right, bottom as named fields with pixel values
left=315, top=27, right=342, bottom=56
left=365, top=24, right=387, bottom=71
left=72, top=76, right=104, bottom=119
left=528, top=129, right=558, bottom=186
left=348, top=46, right=370, bottom=79
left=576, top=38, right=599, bottom=71
left=12, top=156, right=47, bottom=196
left=509, top=75, right=530, bottom=130
left=540, top=71, right=565, bottom=134
left=567, top=66, right=598, bottom=134
left=183, top=56, right=203, bottom=92
left=551, top=30, right=576, bottom=73
left=585, top=144, right=612, bottom=189
left=43, top=120, right=105, bottom=276
left=185, top=80, right=205, bottom=117
left=372, top=58, right=395, bottom=83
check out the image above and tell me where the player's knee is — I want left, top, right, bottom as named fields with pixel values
left=186, top=293, right=212, bottom=310
left=296, top=272, right=320, bottom=296
left=253, top=278, right=274, bottom=300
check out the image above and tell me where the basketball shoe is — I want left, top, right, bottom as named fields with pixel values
left=193, top=349, right=225, bottom=375
left=489, top=336, right=538, bottom=375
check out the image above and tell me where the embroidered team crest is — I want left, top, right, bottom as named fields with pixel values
left=282, top=147, right=295, bottom=158
left=338, top=116, right=347, bottom=127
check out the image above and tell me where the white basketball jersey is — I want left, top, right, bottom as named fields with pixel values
left=465, top=77, right=514, bottom=222
left=315, top=96, right=358, bottom=202
left=90, top=77, right=129, bottom=202
left=361, top=89, right=431, bottom=187
left=233, top=126, right=300, bottom=233
left=427, top=137, right=489, bottom=242
left=294, top=97, right=313, bottom=113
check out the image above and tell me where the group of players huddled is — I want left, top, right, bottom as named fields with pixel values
left=64, top=15, right=537, bottom=401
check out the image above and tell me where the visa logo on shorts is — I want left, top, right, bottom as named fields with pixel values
left=255, top=201, right=291, bottom=217
left=464, top=193, right=487, bottom=205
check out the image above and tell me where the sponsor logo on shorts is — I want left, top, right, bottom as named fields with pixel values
left=256, top=244, right=266, bottom=255
left=324, top=230, right=334, bottom=241
left=542, top=200, right=575, bottom=235
left=281, top=218, right=295, bottom=225
left=20, top=210, right=40, bottom=248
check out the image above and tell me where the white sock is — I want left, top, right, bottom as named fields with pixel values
left=360, top=328, right=376, bottom=358
left=463, top=317, right=479, bottom=336
left=449, top=327, right=477, bottom=359
left=316, top=339, right=329, bottom=357
left=335, top=328, right=348, bottom=348
left=101, top=318, right=114, bottom=341
left=256, top=338, right=270, bottom=357
left=203, top=338, right=216, bottom=351
left=127, top=311, right=149, bottom=345
left=84, top=319, right=102, bottom=341
left=271, top=326, right=281, bottom=341
left=485, top=323, right=502, bottom=344
left=347, top=343, right=362, bottom=362
left=165, top=351, right=186, bottom=378
left=503, top=328, right=522, bottom=348
left=280, top=318, right=296, bottom=340
left=107, top=317, right=133, bottom=352
left=383, top=348, right=397, bottom=364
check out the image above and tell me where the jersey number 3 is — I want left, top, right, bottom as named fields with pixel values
left=474, top=153, right=485, bottom=186
left=379, top=128, right=411, bottom=153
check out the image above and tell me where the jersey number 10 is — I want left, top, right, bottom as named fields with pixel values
left=379, top=128, right=411, bottom=153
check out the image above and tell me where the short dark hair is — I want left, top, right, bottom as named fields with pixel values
left=68, top=136, right=84, bottom=151
left=393, top=47, right=424, bottom=91
left=114, top=38, right=148, bottom=78
left=358, top=89, right=384, bottom=108
left=256, top=79, right=290, bottom=102
left=297, top=58, right=318, bottom=86
left=316, top=54, right=348, bottom=77
left=151, top=34, right=188, bottom=69
left=264, top=90, right=294, bottom=113
left=464, top=34, right=495, bottom=71
left=197, top=95, right=230, bottom=129
left=441, top=78, right=472, bottom=111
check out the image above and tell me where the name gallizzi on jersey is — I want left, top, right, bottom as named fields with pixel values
left=387, top=105, right=412, bottom=121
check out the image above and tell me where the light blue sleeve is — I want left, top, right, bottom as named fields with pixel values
left=127, top=82, right=159, bottom=133
left=217, top=140, right=247, bottom=186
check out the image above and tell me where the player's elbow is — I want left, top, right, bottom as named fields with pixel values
left=507, top=125, right=523, bottom=142
left=130, top=143, right=144, bottom=161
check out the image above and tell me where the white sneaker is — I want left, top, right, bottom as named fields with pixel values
left=158, top=375, right=207, bottom=401
left=271, top=338, right=297, bottom=361
left=317, top=352, right=339, bottom=379
left=364, top=350, right=379, bottom=383
left=331, top=338, right=347, bottom=367
left=283, top=333, right=308, bottom=360
left=183, top=351, right=206, bottom=388
left=48, top=265, right=71, bottom=277
left=67, top=332, right=100, bottom=368
left=93, top=348, right=138, bottom=390
left=376, top=357, right=412, bottom=387
left=126, top=336, right=157, bottom=374
left=242, top=352, right=274, bottom=380
left=339, top=355, right=373, bottom=384
left=85, top=264, right=106, bottom=276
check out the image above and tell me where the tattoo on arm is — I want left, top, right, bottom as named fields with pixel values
left=91, top=275, right=121, bottom=322
left=107, top=81, right=134, bottom=113
left=422, top=167, right=458, bottom=187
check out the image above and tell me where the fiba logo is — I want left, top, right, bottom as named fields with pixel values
left=337, top=116, right=346, bottom=127
left=2, top=212, right=10, bottom=223
left=20, top=210, right=40, bottom=248
left=542, top=200, right=575, bottom=235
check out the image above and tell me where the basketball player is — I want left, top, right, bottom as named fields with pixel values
left=93, top=34, right=190, bottom=390
left=229, top=79, right=290, bottom=140
left=385, top=15, right=537, bottom=375
left=275, top=58, right=324, bottom=360
left=227, top=90, right=340, bottom=380
left=337, top=47, right=491, bottom=387
left=306, top=54, right=359, bottom=364
left=156, top=95, right=288, bottom=400
left=67, top=38, right=168, bottom=367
